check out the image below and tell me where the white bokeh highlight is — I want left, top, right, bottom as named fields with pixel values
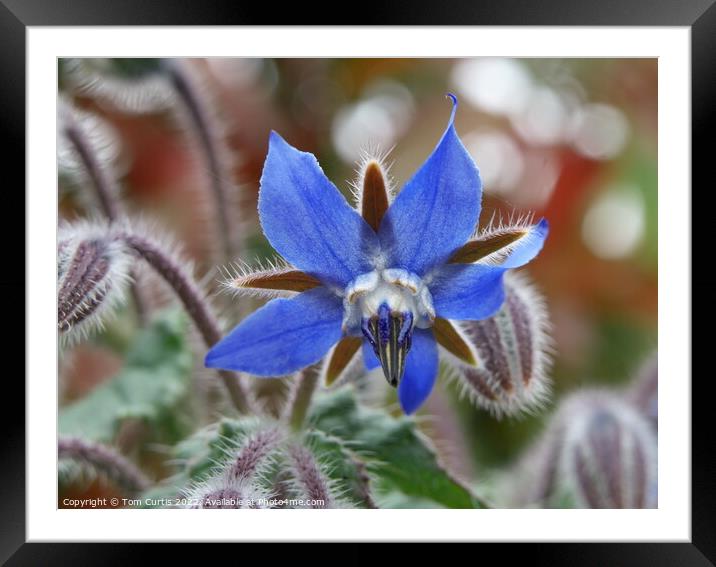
left=331, top=80, right=414, bottom=164
left=582, top=184, right=645, bottom=259
left=451, top=58, right=533, bottom=117
left=570, top=103, right=630, bottom=160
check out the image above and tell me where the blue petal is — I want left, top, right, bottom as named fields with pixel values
left=259, top=132, right=380, bottom=288
left=362, top=339, right=381, bottom=370
left=430, top=264, right=506, bottom=321
left=378, top=95, right=482, bottom=276
left=398, top=329, right=438, bottom=414
left=500, top=218, right=549, bottom=268
left=205, top=287, right=343, bottom=376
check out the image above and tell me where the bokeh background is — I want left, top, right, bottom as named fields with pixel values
left=59, top=58, right=657, bottom=499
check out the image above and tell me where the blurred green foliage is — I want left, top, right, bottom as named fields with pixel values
left=60, top=309, right=193, bottom=445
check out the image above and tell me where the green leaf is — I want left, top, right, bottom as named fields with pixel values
left=137, top=388, right=489, bottom=509
left=307, top=388, right=487, bottom=509
left=59, top=309, right=193, bottom=444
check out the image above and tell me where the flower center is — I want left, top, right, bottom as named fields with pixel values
left=342, top=269, right=435, bottom=387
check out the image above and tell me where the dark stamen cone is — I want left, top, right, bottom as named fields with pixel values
left=450, top=272, right=552, bottom=417
left=508, top=391, right=657, bottom=509
left=58, top=224, right=131, bottom=342
left=362, top=305, right=413, bottom=388
left=360, top=160, right=390, bottom=232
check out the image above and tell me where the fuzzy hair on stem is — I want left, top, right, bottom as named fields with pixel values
left=181, top=424, right=283, bottom=508
left=63, top=58, right=245, bottom=267
left=162, top=60, right=241, bottom=264
left=282, top=366, right=321, bottom=431
left=286, top=444, right=339, bottom=508
left=117, top=219, right=255, bottom=414
left=58, top=436, right=150, bottom=495
left=59, top=219, right=253, bottom=413
left=62, top=58, right=175, bottom=114
left=226, top=427, right=283, bottom=482
left=58, top=96, right=123, bottom=218
left=59, top=97, right=150, bottom=325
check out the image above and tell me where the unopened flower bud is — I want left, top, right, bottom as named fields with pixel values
left=58, top=223, right=131, bottom=342
left=450, top=272, right=552, bottom=417
left=183, top=426, right=282, bottom=509
left=226, top=427, right=282, bottom=482
left=287, top=444, right=342, bottom=509
left=524, top=390, right=657, bottom=508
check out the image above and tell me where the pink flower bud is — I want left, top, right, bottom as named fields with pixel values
left=449, top=272, right=553, bottom=417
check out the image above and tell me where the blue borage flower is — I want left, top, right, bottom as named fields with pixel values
left=206, top=95, right=549, bottom=414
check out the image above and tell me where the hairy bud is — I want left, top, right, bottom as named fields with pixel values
left=448, top=272, right=552, bottom=417
left=58, top=436, right=150, bottom=496
left=58, top=223, right=131, bottom=342
left=523, top=390, right=657, bottom=508
left=226, top=427, right=282, bottom=482
left=288, top=445, right=333, bottom=508
left=287, top=444, right=344, bottom=509
left=182, top=426, right=281, bottom=509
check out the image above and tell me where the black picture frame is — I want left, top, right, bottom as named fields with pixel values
left=5, top=1, right=708, bottom=562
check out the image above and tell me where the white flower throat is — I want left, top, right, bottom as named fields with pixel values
left=342, top=269, right=435, bottom=387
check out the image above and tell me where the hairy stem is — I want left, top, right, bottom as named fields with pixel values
left=283, top=366, right=320, bottom=431
left=288, top=444, right=332, bottom=508
left=350, top=454, right=378, bottom=509
left=163, top=60, right=236, bottom=263
left=122, top=231, right=252, bottom=414
left=64, top=117, right=149, bottom=326
left=58, top=436, right=150, bottom=495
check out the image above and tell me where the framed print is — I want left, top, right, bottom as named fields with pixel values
left=4, top=0, right=709, bottom=563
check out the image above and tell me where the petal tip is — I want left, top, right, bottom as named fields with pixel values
left=204, top=349, right=220, bottom=369
left=535, top=217, right=550, bottom=239
left=400, top=400, right=419, bottom=415
left=445, top=93, right=458, bottom=124
left=268, top=129, right=285, bottom=147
